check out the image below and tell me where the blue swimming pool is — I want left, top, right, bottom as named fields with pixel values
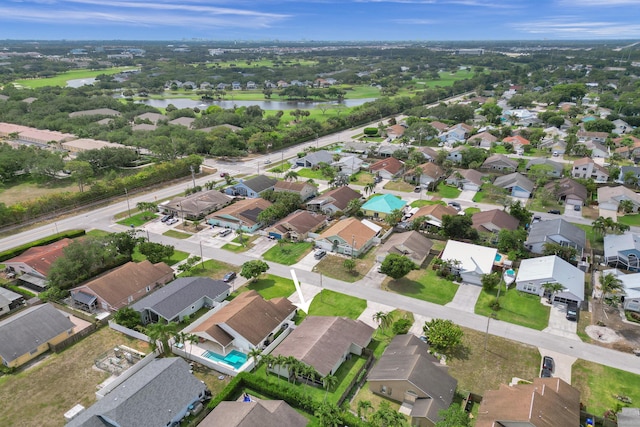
left=201, top=349, right=247, bottom=369
left=495, top=254, right=502, bottom=262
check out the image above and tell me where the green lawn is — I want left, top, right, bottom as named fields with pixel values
left=262, top=241, right=313, bottom=265
left=575, top=223, right=603, bottom=251
left=131, top=247, right=189, bottom=266
left=295, top=168, right=331, bottom=180
left=231, top=274, right=295, bottom=300
left=411, top=70, right=476, bottom=89
left=472, top=191, right=486, bottom=203
left=383, top=265, right=459, bottom=305
left=162, top=229, right=192, bottom=239
left=528, top=195, right=561, bottom=213
left=178, top=258, right=237, bottom=281
left=268, top=162, right=292, bottom=173
left=350, top=171, right=375, bottom=186
left=306, top=289, right=367, bottom=319
left=465, top=207, right=481, bottom=215
left=116, top=212, right=157, bottom=227
left=383, top=180, right=414, bottom=192
left=475, top=286, right=550, bottom=330
left=14, top=67, right=136, bottom=88
left=85, top=230, right=111, bottom=238
left=572, top=360, right=640, bottom=416
left=410, top=199, right=446, bottom=208
left=222, top=235, right=258, bottom=253
left=491, top=145, right=510, bottom=154
left=618, top=213, right=640, bottom=227
left=430, top=182, right=461, bottom=199
left=314, top=249, right=376, bottom=283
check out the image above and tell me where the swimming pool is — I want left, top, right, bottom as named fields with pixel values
left=201, top=349, right=247, bottom=370
left=495, top=254, right=503, bottom=262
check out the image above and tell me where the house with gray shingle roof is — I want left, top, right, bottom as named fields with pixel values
left=482, top=154, right=518, bottom=172
left=368, top=334, right=457, bottom=427
left=163, top=190, right=232, bottom=220
left=0, top=303, right=74, bottom=368
left=375, top=231, right=433, bottom=266
left=525, top=158, right=564, bottom=178
left=226, top=175, right=277, bottom=198
left=131, top=277, right=230, bottom=324
left=202, top=400, right=308, bottom=427
left=525, top=218, right=586, bottom=255
left=294, top=150, right=334, bottom=168
left=66, top=358, right=208, bottom=427
left=493, top=172, right=535, bottom=198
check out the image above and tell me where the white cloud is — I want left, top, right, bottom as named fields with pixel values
left=559, top=0, right=640, bottom=6
left=514, top=17, right=640, bottom=38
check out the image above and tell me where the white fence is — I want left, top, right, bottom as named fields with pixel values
left=96, top=350, right=158, bottom=399
left=108, top=320, right=151, bottom=342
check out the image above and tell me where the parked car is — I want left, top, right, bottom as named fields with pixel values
left=448, top=201, right=462, bottom=211
left=566, top=301, right=579, bottom=321
left=166, top=217, right=179, bottom=225
left=314, top=249, right=327, bottom=260
left=219, top=229, right=232, bottom=237
left=374, top=176, right=382, bottom=184
left=220, top=172, right=228, bottom=177
left=160, top=214, right=172, bottom=222
left=264, top=159, right=271, bottom=164
left=573, top=204, right=581, bottom=211
left=548, top=209, right=561, bottom=215
left=542, top=356, right=554, bottom=372
left=223, top=271, right=236, bottom=282
left=532, top=215, right=542, bottom=223
left=541, top=368, right=552, bottom=378
left=414, top=186, right=422, bottom=193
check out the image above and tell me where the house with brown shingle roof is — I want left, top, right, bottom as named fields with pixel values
left=68, top=108, right=121, bottom=118
left=376, top=231, right=433, bottom=266
left=270, top=316, right=374, bottom=379
left=468, top=131, right=497, bottom=148
left=4, top=238, right=72, bottom=291
left=164, top=190, right=232, bottom=220
left=274, top=180, right=317, bottom=201
left=206, top=198, right=272, bottom=232
left=545, top=177, right=587, bottom=206
left=70, top=261, right=174, bottom=313
left=577, top=130, right=609, bottom=143
left=475, top=378, right=580, bottom=427
left=306, top=186, right=362, bottom=215
left=412, top=204, right=458, bottom=228
left=445, top=169, right=485, bottom=191
left=369, top=157, right=404, bottom=180
left=429, top=121, right=449, bottom=132
left=169, top=117, right=195, bottom=128
left=404, top=162, right=445, bottom=189
left=266, top=210, right=326, bottom=241
left=385, top=124, right=406, bottom=140
left=317, top=217, right=378, bottom=257
left=190, top=290, right=296, bottom=353
left=201, top=400, right=308, bottom=427
left=472, top=209, right=519, bottom=233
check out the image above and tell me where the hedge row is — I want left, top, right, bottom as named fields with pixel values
left=0, top=229, right=85, bottom=262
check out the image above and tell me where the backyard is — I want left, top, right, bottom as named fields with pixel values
left=475, top=287, right=550, bottom=331
left=382, top=265, right=459, bottom=305
left=314, top=249, right=376, bottom=282
left=575, top=223, right=603, bottom=251
left=230, top=274, right=295, bottom=300
left=262, top=241, right=314, bottom=265
left=572, top=360, right=640, bottom=417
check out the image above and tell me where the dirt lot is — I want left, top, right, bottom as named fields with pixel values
left=586, top=300, right=640, bottom=354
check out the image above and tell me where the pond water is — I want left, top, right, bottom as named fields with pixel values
left=66, top=78, right=97, bottom=88
left=136, top=97, right=376, bottom=110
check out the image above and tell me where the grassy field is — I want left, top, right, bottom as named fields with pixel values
left=314, top=249, right=376, bottom=283
left=267, top=162, right=292, bottom=173
left=430, top=182, right=461, bottom=199
left=465, top=207, right=481, bottom=215
left=0, top=327, right=149, bottom=427
left=222, top=235, right=258, bottom=253
left=572, top=360, right=640, bottom=416
left=383, top=265, right=459, bottom=305
left=0, top=175, right=79, bottom=205
left=206, top=58, right=318, bottom=69
left=350, top=171, right=375, bottom=186
left=131, top=247, right=189, bottom=266
left=448, top=327, right=541, bottom=394
left=410, top=199, right=445, bottom=208
left=231, top=274, right=295, bottom=300
left=116, top=212, right=157, bottom=227
left=305, top=289, right=367, bottom=319
left=162, top=229, right=192, bottom=239
left=618, top=213, right=640, bottom=227
left=262, top=241, right=313, bottom=265
left=14, top=67, right=137, bottom=88
left=295, top=168, right=331, bottom=180
left=178, top=258, right=238, bottom=281
left=383, top=180, right=414, bottom=192
left=475, top=286, right=550, bottom=330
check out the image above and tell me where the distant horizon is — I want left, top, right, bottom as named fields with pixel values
left=0, top=1, right=639, bottom=42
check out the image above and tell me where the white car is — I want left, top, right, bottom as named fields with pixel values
left=166, top=217, right=179, bottom=225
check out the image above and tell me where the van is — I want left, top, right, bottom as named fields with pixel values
left=566, top=301, right=578, bottom=321
left=219, top=229, right=232, bottom=237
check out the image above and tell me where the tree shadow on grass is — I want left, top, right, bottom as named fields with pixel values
left=386, top=279, right=423, bottom=296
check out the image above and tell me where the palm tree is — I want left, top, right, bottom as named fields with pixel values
left=285, top=356, right=298, bottom=383
left=322, top=374, right=338, bottom=401
left=248, top=348, right=262, bottom=371
left=273, top=355, right=288, bottom=381
left=600, top=272, right=625, bottom=302
left=315, top=402, right=341, bottom=427
left=364, top=182, right=376, bottom=196
left=302, top=364, right=317, bottom=386
left=262, top=354, right=273, bottom=378
left=145, top=322, right=179, bottom=357
left=372, top=311, right=393, bottom=336
left=346, top=198, right=363, bottom=215
left=357, top=400, right=373, bottom=420
left=542, top=282, right=564, bottom=302
left=173, top=331, right=188, bottom=353
left=284, top=170, right=299, bottom=181
left=592, top=216, right=607, bottom=236
left=186, top=333, right=199, bottom=359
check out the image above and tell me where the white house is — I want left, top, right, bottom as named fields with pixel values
left=601, top=270, right=640, bottom=313
left=515, top=255, right=585, bottom=304
left=440, top=240, right=497, bottom=286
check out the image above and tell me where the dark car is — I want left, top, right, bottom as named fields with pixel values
left=573, top=204, right=581, bottom=211
left=548, top=209, right=561, bottom=214
left=542, top=356, right=554, bottom=372
left=532, top=215, right=542, bottom=223
left=541, top=368, right=552, bottom=378
left=314, top=249, right=327, bottom=260
left=566, top=301, right=579, bottom=321
left=220, top=172, right=228, bottom=177
left=223, top=271, right=236, bottom=282
left=448, top=201, right=462, bottom=211
left=160, top=214, right=172, bottom=222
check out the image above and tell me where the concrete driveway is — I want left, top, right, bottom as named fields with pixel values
left=599, top=207, right=618, bottom=221
left=357, top=301, right=396, bottom=330
left=537, top=347, right=577, bottom=384
left=244, top=236, right=277, bottom=258
left=410, top=313, right=432, bottom=337
left=457, top=189, right=477, bottom=202
left=564, top=203, right=583, bottom=218
left=445, top=283, right=482, bottom=313
left=543, top=301, right=580, bottom=341
left=293, top=249, right=324, bottom=271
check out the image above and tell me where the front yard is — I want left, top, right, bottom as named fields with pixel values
left=116, top=211, right=157, bottom=227
left=296, top=168, right=332, bottom=181
left=302, top=289, right=367, bottom=319
left=178, top=258, right=238, bottom=281
left=222, top=235, right=259, bottom=253
left=382, top=265, right=459, bottom=305
left=262, top=241, right=314, bottom=265
left=131, top=247, right=189, bottom=266
left=314, top=248, right=376, bottom=283
left=231, top=274, right=295, bottom=300
left=350, top=171, right=375, bottom=186
left=618, top=213, right=640, bottom=227
left=475, top=287, right=550, bottom=330
left=383, top=180, right=414, bottom=192
left=428, top=182, right=461, bottom=199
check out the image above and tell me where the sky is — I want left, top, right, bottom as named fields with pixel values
left=1, top=0, right=640, bottom=41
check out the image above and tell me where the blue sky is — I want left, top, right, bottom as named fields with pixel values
left=1, top=0, right=639, bottom=41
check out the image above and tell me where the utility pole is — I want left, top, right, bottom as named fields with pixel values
left=199, top=240, right=204, bottom=269
left=124, top=188, right=132, bottom=218
left=190, top=165, right=197, bottom=189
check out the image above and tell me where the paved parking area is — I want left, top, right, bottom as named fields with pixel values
left=543, top=301, right=580, bottom=341
left=294, top=249, right=324, bottom=271
left=537, top=347, right=577, bottom=384
left=457, top=189, right=477, bottom=202
left=445, top=283, right=482, bottom=313
left=564, top=203, right=583, bottom=218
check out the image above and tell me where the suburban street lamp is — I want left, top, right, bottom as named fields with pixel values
left=124, top=188, right=132, bottom=218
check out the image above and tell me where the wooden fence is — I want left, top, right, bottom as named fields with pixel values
left=50, top=323, right=98, bottom=353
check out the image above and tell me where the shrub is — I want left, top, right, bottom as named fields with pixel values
left=363, top=127, right=379, bottom=136
left=392, top=318, right=412, bottom=335
left=489, top=298, right=501, bottom=311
